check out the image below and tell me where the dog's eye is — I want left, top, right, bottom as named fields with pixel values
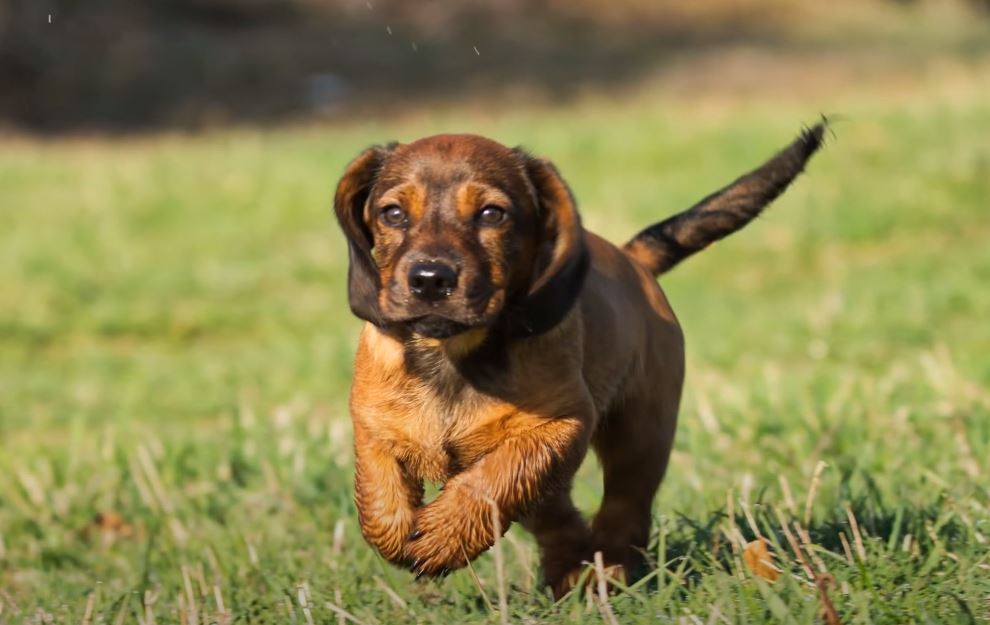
left=380, top=205, right=407, bottom=227
left=477, top=205, right=507, bottom=226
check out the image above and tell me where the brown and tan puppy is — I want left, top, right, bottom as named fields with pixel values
left=333, top=124, right=825, bottom=597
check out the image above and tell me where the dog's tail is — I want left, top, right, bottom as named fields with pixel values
left=623, top=121, right=828, bottom=277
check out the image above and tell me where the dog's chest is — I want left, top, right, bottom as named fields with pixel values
left=354, top=374, right=500, bottom=483
left=353, top=324, right=517, bottom=482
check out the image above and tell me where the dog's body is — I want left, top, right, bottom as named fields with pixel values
left=335, top=125, right=825, bottom=596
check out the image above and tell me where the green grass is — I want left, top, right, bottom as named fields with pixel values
left=2, top=66, right=990, bottom=623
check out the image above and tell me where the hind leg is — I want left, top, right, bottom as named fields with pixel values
left=520, top=484, right=592, bottom=598
left=589, top=397, right=678, bottom=578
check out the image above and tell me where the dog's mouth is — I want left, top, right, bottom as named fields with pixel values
left=405, top=315, right=475, bottom=339
left=384, top=287, right=504, bottom=340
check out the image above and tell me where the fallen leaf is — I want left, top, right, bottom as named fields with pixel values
left=743, top=538, right=780, bottom=581
left=89, top=511, right=134, bottom=546
left=95, top=511, right=126, bottom=530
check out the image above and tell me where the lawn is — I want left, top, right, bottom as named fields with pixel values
left=1, top=57, right=989, bottom=623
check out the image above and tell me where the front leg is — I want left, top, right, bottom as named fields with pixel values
left=354, top=425, right=424, bottom=565
left=404, top=411, right=590, bottom=576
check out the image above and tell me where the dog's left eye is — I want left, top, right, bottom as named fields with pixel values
left=477, top=205, right=507, bottom=226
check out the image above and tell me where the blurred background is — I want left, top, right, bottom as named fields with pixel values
left=1, top=1, right=989, bottom=622
left=1, top=0, right=988, bottom=131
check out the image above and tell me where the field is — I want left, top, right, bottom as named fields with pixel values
left=2, top=47, right=990, bottom=623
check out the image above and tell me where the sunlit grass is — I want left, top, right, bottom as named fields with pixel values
left=1, top=62, right=989, bottom=623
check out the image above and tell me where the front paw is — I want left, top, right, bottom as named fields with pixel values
left=404, top=488, right=500, bottom=577
left=358, top=507, right=416, bottom=565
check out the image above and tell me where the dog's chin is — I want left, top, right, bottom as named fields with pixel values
left=406, top=315, right=475, bottom=340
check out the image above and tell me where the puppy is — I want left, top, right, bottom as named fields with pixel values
left=333, top=124, right=825, bottom=597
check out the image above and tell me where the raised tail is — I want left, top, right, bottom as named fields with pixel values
left=623, top=121, right=828, bottom=277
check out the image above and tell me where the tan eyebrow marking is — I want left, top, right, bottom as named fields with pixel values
left=374, top=183, right=426, bottom=222
left=456, top=182, right=512, bottom=220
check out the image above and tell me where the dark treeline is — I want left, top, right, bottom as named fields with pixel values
left=0, top=0, right=985, bottom=132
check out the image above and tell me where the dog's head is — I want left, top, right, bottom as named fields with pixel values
left=334, top=134, right=589, bottom=340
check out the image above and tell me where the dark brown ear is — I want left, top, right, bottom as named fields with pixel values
left=334, top=144, right=395, bottom=325
left=508, top=156, right=590, bottom=336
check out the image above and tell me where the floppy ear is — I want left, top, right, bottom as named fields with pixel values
left=508, top=156, right=590, bottom=336
left=334, top=144, right=395, bottom=325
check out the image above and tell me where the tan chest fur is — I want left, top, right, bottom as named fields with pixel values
left=350, top=324, right=519, bottom=483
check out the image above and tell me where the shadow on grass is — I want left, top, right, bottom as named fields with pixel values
left=650, top=465, right=983, bottom=602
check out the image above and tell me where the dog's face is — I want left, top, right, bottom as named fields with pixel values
left=335, top=134, right=589, bottom=339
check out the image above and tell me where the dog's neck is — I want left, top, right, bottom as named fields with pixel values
left=401, top=326, right=510, bottom=401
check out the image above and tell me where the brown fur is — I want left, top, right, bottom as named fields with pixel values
left=334, top=126, right=825, bottom=597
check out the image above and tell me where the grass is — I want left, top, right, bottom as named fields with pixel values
left=2, top=57, right=990, bottom=623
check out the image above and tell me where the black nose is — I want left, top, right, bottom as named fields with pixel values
left=408, top=261, right=458, bottom=302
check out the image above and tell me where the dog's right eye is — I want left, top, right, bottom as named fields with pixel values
left=380, top=205, right=408, bottom=228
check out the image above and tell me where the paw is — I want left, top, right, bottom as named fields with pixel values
left=359, top=507, right=416, bottom=565
left=553, top=563, right=626, bottom=600
left=403, top=487, right=497, bottom=577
